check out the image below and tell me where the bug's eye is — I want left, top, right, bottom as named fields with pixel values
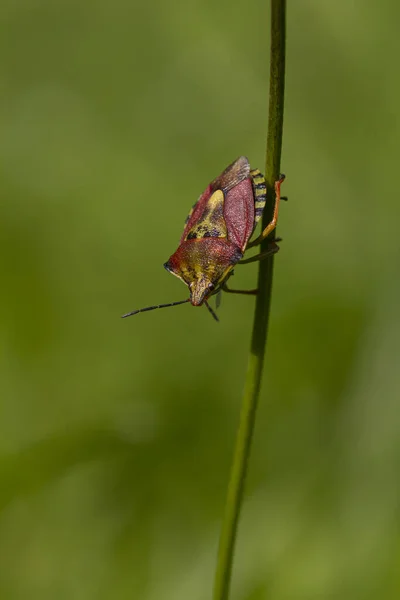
left=208, top=283, right=215, bottom=290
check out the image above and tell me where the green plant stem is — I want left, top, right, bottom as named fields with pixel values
left=213, top=2, right=286, bottom=599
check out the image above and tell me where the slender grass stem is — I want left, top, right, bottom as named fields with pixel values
left=213, top=2, right=286, bottom=599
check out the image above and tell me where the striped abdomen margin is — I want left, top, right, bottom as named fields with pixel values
left=250, top=168, right=267, bottom=224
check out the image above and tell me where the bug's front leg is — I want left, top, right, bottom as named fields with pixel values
left=247, top=174, right=285, bottom=248
left=239, top=241, right=280, bottom=265
left=222, top=283, right=258, bottom=295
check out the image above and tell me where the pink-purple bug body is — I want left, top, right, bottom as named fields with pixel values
left=123, top=156, right=285, bottom=321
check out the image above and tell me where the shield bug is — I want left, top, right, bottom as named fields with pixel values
left=122, top=156, right=285, bottom=321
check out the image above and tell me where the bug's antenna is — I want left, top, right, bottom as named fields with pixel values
left=205, top=301, right=219, bottom=322
left=121, top=299, right=190, bottom=318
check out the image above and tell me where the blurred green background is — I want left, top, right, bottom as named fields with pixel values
left=1, top=1, right=400, bottom=598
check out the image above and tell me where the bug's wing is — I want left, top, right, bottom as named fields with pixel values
left=223, top=178, right=255, bottom=251
left=180, top=184, right=214, bottom=242
left=182, top=189, right=227, bottom=242
left=211, top=156, right=250, bottom=193
left=180, top=157, right=250, bottom=243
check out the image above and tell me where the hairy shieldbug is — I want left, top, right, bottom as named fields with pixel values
left=122, top=156, right=285, bottom=321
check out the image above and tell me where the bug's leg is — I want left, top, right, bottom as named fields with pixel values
left=205, top=301, right=219, bottom=322
left=247, top=174, right=285, bottom=248
left=222, top=283, right=258, bottom=295
left=215, top=289, right=222, bottom=309
left=238, top=242, right=280, bottom=264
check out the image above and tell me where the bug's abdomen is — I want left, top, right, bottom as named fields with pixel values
left=250, top=168, right=267, bottom=225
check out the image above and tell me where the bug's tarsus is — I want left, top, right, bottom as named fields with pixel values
left=121, top=299, right=190, bottom=318
left=205, top=301, right=219, bottom=322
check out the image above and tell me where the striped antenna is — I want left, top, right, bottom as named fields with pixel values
left=205, top=301, right=219, bottom=322
left=121, top=299, right=190, bottom=318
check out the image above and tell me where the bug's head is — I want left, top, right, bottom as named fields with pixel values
left=164, top=259, right=216, bottom=306
left=189, top=275, right=216, bottom=306
left=164, top=239, right=243, bottom=306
